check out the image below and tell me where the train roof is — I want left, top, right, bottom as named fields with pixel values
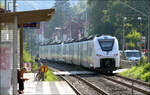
left=97, top=35, right=115, bottom=39
left=125, top=50, right=140, bottom=52
left=40, top=35, right=116, bottom=46
left=40, top=36, right=95, bottom=46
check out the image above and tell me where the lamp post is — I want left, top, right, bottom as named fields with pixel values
left=123, top=17, right=127, bottom=53
left=8, top=2, right=18, bottom=12
left=138, top=17, right=142, bottom=33
left=5, top=0, right=7, bottom=10
left=148, top=15, right=150, bottom=62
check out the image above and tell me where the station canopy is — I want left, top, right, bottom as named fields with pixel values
left=0, top=9, right=55, bottom=24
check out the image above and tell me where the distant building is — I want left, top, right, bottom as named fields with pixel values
left=52, top=18, right=85, bottom=41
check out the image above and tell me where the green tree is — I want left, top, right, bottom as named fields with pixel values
left=45, top=0, right=72, bottom=39
left=24, top=39, right=28, bottom=52
left=87, top=0, right=148, bottom=50
left=72, top=1, right=88, bottom=20
left=0, top=2, right=4, bottom=8
left=126, top=28, right=141, bottom=49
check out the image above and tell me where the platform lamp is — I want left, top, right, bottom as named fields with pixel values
left=122, top=17, right=127, bottom=53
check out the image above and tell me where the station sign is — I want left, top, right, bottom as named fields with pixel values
left=18, top=22, right=40, bottom=29
left=41, top=65, right=48, bottom=73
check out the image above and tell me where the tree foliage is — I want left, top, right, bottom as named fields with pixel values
left=126, top=28, right=141, bottom=49
left=0, top=2, right=4, bottom=8
left=87, top=0, right=148, bottom=50
left=120, top=62, right=150, bottom=83
left=45, top=0, right=72, bottom=39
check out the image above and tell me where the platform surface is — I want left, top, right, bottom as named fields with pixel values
left=53, top=71, right=96, bottom=75
left=21, top=73, right=76, bottom=95
left=113, top=68, right=128, bottom=73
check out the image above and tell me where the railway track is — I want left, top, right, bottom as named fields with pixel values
left=42, top=61, right=150, bottom=95
left=103, top=75, right=150, bottom=95
left=60, top=75, right=108, bottom=95
left=47, top=64, right=108, bottom=95
left=115, top=74, right=150, bottom=87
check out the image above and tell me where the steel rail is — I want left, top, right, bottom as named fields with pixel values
left=59, top=75, right=82, bottom=95
left=74, top=75, right=109, bottom=95
left=45, top=62, right=108, bottom=95
left=46, top=65, right=82, bottom=95
left=103, top=76, right=150, bottom=95
left=115, top=74, right=150, bottom=87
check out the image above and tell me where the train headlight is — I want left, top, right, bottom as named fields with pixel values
left=90, top=64, right=93, bottom=67
left=114, top=53, right=118, bottom=56
left=96, top=54, right=102, bottom=57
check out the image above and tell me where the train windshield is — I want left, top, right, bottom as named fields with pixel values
left=98, top=39, right=114, bottom=51
left=125, top=52, right=140, bottom=57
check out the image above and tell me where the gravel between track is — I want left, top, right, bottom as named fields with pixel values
left=65, top=75, right=102, bottom=95
left=43, top=61, right=146, bottom=95
left=80, top=75, right=144, bottom=95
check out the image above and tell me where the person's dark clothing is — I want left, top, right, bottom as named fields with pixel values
left=17, top=70, right=24, bottom=91
left=18, top=78, right=24, bottom=90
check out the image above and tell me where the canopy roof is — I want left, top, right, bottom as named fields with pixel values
left=0, top=9, right=55, bottom=24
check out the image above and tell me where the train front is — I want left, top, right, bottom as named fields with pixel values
left=94, top=36, right=119, bottom=73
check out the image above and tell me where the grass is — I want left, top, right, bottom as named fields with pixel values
left=120, top=57, right=150, bottom=83
left=44, top=69, right=58, bottom=81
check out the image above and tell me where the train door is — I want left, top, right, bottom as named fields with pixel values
left=51, top=45, right=53, bottom=60
left=66, top=44, right=69, bottom=63
left=56, top=45, right=59, bottom=61
left=82, top=42, right=88, bottom=67
left=79, top=43, right=83, bottom=66
left=87, top=41, right=93, bottom=68
left=54, top=45, right=56, bottom=60
left=85, top=42, right=89, bottom=67
left=70, top=44, right=74, bottom=64
left=78, top=43, right=80, bottom=65
left=76, top=43, right=80, bottom=65
left=63, top=44, right=66, bottom=62
left=68, top=44, right=71, bottom=64
left=73, top=43, right=78, bottom=65
left=49, top=45, right=51, bottom=60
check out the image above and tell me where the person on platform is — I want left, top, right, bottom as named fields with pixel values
left=17, top=67, right=29, bottom=94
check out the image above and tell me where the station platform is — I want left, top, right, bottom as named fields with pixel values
left=113, top=68, right=128, bottom=73
left=53, top=71, right=96, bottom=75
left=21, top=73, right=76, bottom=95
left=53, top=69, right=128, bottom=76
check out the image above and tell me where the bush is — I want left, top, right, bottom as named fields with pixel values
left=138, top=56, right=147, bottom=66
left=141, top=72, right=150, bottom=82
left=120, top=63, right=150, bottom=83
left=23, top=50, right=39, bottom=72
left=31, top=62, right=39, bottom=72
left=44, top=69, right=57, bottom=81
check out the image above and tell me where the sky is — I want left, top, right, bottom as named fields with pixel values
left=1, top=0, right=79, bottom=12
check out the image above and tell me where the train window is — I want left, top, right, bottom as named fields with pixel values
left=98, top=39, right=114, bottom=51
left=125, top=52, right=140, bottom=57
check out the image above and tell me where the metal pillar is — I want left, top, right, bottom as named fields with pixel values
left=5, top=0, right=7, bottom=10
left=13, top=0, right=18, bottom=94
left=148, top=15, right=150, bottom=62
left=122, top=17, right=127, bottom=53
left=20, top=24, right=24, bottom=68
left=122, top=19, right=125, bottom=53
